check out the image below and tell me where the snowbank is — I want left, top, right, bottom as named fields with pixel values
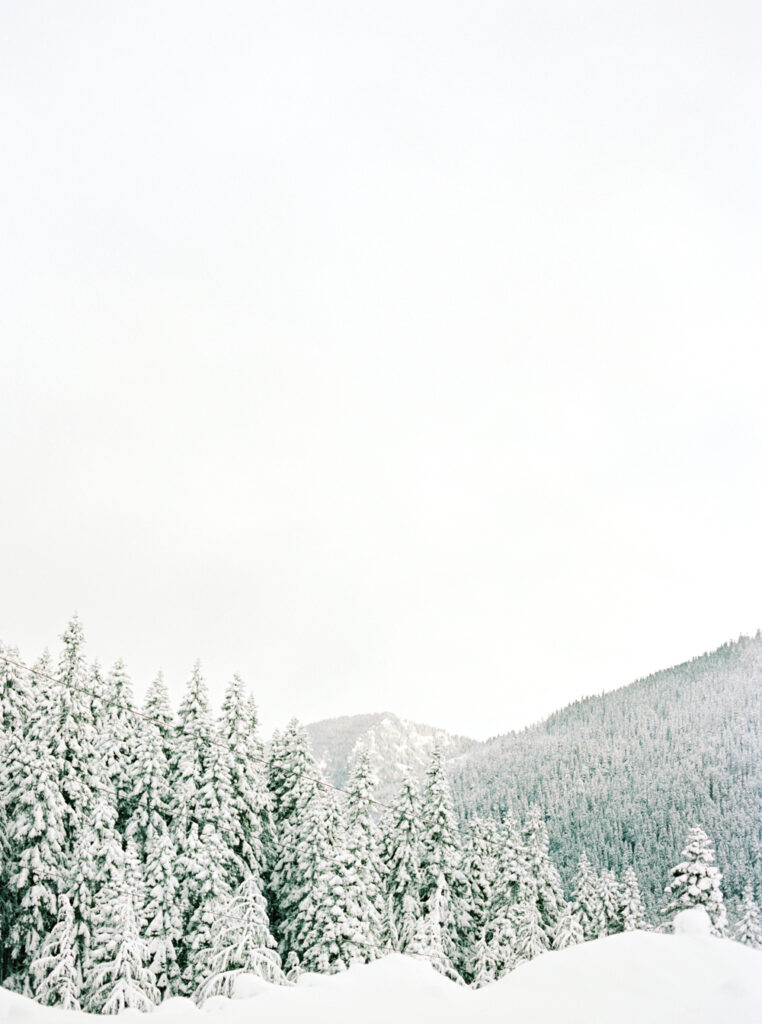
left=477, top=930, right=762, bottom=1024
left=2, top=930, right=760, bottom=1024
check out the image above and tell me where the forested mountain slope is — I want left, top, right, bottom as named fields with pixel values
left=306, top=711, right=475, bottom=799
left=449, top=633, right=762, bottom=911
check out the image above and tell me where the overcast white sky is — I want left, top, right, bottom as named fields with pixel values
left=2, top=2, right=762, bottom=740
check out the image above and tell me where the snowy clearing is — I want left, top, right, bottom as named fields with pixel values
left=3, top=929, right=760, bottom=1024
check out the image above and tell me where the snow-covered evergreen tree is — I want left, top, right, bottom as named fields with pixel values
left=380, top=773, right=423, bottom=952
left=127, top=711, right=171, bottom=860
left=572, top=852, right=605, bottom=939
left=461, top=817, right=499, bottom=969
left=521, top=806, right=568, bottom=947
left=471, top=813, right=523, bottom=984
left=342, top=748, right=384, bottom=952
left=284, top=951, right=301, bottom=982
left=170, top=662, right=213, bottom=838
left=275, top=778, right=341, bottom=971
left=124, top=837, right=146, bottom=931
left=67, top=787, right=124, bottom=972
left=143, top=672, right=175, bottom=764
left=552, top=904, right=583, bottom=949
left=620, top=866, right=647, bottom=932
left=218, top=675, right=270, bottom=887
left=513, top=900, right=548, bottom=964
left=125, top=696, right=181, bottom=996
left=470, top=917, right=512, bottom=988
left=734, top=884, right=762, bottom=948
left=269, top=726, right=365, bottom=973
left=50, top=617, right=99, bottom=850
left=98, top=660, right=138, bottom=833
left=663, top=826, right=727, bottom=935
left=76, top=778, right=159, bottom=1013
left=266, top=720, right=323, bottom=939
left=180, top=745, right=238, bottom=992
left=86, top=887, right=158, bottom=1014
left=1, top=728, right=67, bottom=978
left=417, top=747, right=471, bottom=979
left=169, top=662, right=217, bottom=987
left=0, top=645, right=32, bottom=735
left=267, top=720, right=317, bottom=830
left=598, top=868, right=624, bottom=935
left=29, top=895, right=82, bottom=1010
left=194, top=870, right=284, bottom=1003
left=408, top=875, right=461, bottom=983
left=142, top=825, right=182, bottom=996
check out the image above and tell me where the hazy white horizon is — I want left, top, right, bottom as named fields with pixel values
left=2, top=3, right=762, bottom=740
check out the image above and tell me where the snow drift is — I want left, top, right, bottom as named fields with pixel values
left=2, top=928, right=760, bottom=1024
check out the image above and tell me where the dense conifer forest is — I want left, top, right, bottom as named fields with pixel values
left=449, top=633, right=762, bottom=910
left=1, top=619, right=760, bottom=1014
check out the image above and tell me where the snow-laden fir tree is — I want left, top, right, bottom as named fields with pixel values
left=470, top=912, right=514, bottom=988
left=304, top=788, right=380, bottom=970
left=86, top=885, right=158, bottom=1013
left=461, top=817, right=500, bottom=973
left=552, top=904, right=583, bottom=949
left=471, top=813, right=523, bottom=985
left=143, top=672, right=175, bottom=765
left=50, top=617, right=100, bottom=849
left=168, top=662, right=217, bottom=986
left=266, top=720, right=324, bottom=938
left=98, top=660, right=138, bottom=834
left=267, top=720, right=317, bottom=830
left=1, top=727, right=67, bottom=981
left=734, top=884, right=762, bottom=948
left=272, top=776, right=342, bottom=971
left=77, top=779, right=158, bottom=1013
left=408, top=875, right=461, bottom=983
left=142, top=825, right=182, bottom=996
left=169, top=662, right=214, bottom=841
left=0, top=644, right=32, bottom=735
left=0, top=649, right=56, bottom=983
left=194, top=870, right=284, bottom=1003
left=342, top=748, right=385, bottom=954
left=380, top=773, right=423, bottom=952
left=520, top=806, right=568, bottom=948
left=284, top=951, right=301, bottom=982
left=28, top=895, right=82, bottom=1010
left=126, top=710, right=172, bottom=861
left=572, top=852, right=605, bottom=939
left=218, top=675, right=270, bottom=888
left=126, top=703, right=181, bottom=996
left=21, top=649, right=57, bottom=727
left=179, top=746, right=238, bottom=993
left=513, top=899, right=549, bottom=965
left=620, top=866, right=647, bottom=932
left=124, top=837, right=147, bottom=932
left=663, top=826, right=727, bottom=935
left=598, top=868, right=624, bottom=935
left=416, top=746, right=471, bottom=980
left=67, top=786, right=125, bottom=973
left=269, top=725, right=367, bottom=973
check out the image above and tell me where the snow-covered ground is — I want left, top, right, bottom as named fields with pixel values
left=2, top=925, right=760, bottom=1024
